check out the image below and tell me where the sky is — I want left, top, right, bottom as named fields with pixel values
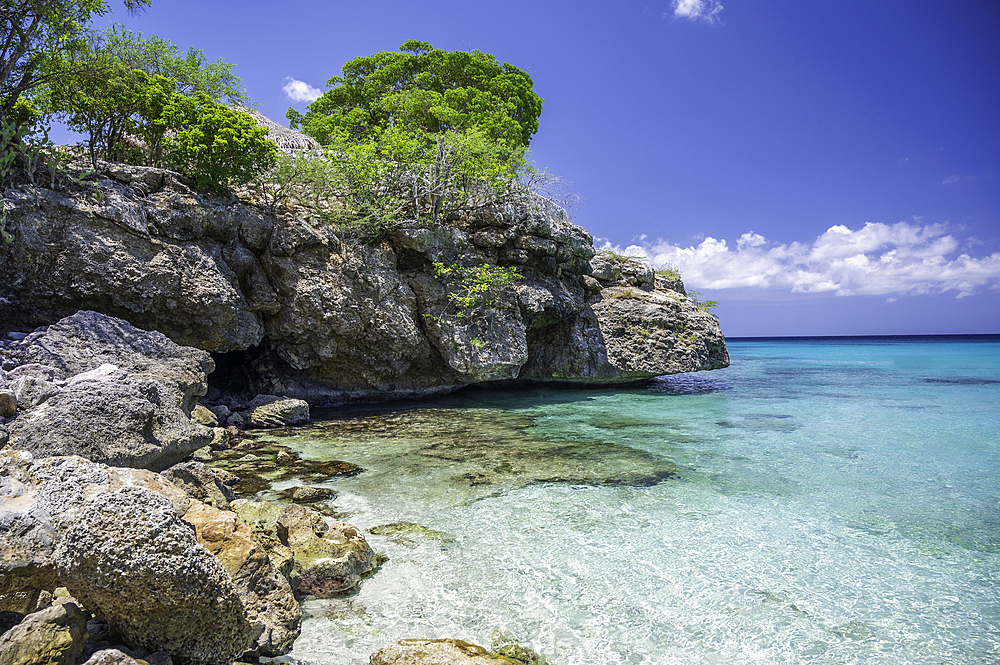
left=86, top=0, right=1000, bottom=336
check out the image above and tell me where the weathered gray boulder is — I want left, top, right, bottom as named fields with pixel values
left=11, top=311, right=213, bottom=413
left=5, top=378, right=211, bottom=471
left=0, top=602, right=88, bottom=665
left=54, top=486, right=253, bottom=665
left=180, top=501, right=300, bottom=657
left=3, top=312, right=214, bottom=470
left=80, top=650, right=151, bottom=665
left=0, top=452, right=191, bottom=615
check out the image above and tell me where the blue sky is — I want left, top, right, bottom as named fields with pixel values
left=90, top=0, right=1000, bottom=336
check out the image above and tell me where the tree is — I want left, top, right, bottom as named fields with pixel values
left=0, top=0, right=150, bottom=119
left=288, top=40, right=543, bottom=151
left=98, top=24, right=248, bottom=104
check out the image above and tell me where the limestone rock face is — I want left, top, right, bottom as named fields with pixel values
left=0, top=166, right=729, bottom=404
left=180, top=502, right=300, bottom=657
left=0, top=602, right=88, bottom=665
left=53, top=486, right=253, bottom=665
left=0, top=168, right=268, bottom=352
left=3, top=312, right=214, bottom=470
left=370, top=639, right=501, bottom=665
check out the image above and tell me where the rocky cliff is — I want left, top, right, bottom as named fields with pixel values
left=0, top=162, right=728, bottom=403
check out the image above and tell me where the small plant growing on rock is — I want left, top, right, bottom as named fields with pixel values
left=688, top=290, right=720, bottom=314
left=432, top=261, right=521, bottom=320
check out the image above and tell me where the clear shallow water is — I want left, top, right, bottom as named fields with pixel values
left=270, top=335, right=1000, bottom=664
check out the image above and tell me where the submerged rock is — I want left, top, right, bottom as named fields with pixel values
left=370, top=639, right=506, bottom=665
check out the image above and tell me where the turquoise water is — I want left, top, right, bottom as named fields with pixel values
left=272, top=336, right=1000, bottom=664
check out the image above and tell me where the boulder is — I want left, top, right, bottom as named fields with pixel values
left=0, top=391, right=15, bottom=419
left=0, top=452, right=191, bottom=615
left=180, top=502, right=300, bottom=657
left=160, top=462, right=235, bottom=510
left=4, top=312, right=215, bottom=470
left=190, top=405, right=218, bottom=428
left=0, top=602, right=88, bottom=665
left=242, top=396, right=309, bottom=429
left=80, top=650, right=150, bottom=665
left=8, top=376, right=60, bottom=409
left=54, top=486, right=253, bottom=665
left=229, top=500, right=377, bottom=597
left=590, top=286, right=729, bottom=377
left=11, top=311, right=213, bottom=413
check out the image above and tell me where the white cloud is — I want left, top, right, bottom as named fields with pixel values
left=600, top=221, right=1000, bottom=299
left=671, top=0, right=724, bottom=23
left=942, top=174, right=980, bottom=185
left=282, top=77, right=323, bottom=103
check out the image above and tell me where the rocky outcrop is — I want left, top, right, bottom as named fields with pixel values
left=1, top=164, right=727, bottom=404
left=0, top=452, right=303, bottom=664
left=1, top=312, right=213, bottom=470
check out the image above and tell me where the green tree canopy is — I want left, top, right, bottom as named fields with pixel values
left=0, top=0, right=150, bottom=118
left=98, top=24, right=248, bottom=104
left=288, top=40, right=543, bottom=149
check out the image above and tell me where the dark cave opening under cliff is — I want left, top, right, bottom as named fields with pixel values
left=208, top=348, right=258, bottom=398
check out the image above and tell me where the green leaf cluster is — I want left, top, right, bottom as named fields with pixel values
left=0, top=0, right=151, bottom=119
left=432, top=261, right=522, bottom=320
left=39, top=29, right=273, bottom=191
left=288, top=40, right=542, bottom=151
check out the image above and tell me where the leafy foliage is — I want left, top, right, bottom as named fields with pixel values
left=0, top=0, right=151, bottom=119
left=432, top=261, right=522, bottom=320
left=157, top=92, right=275, bottom=193
left=39, top=30, right=273, bottom=190
left=288, top=40, right=542, bottom=151
left=687, top=290, right=720, bottom=314
left=98, top=24, right=248, bottom=104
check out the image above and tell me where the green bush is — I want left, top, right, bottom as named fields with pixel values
left=158, top=92, right=276, bottom=193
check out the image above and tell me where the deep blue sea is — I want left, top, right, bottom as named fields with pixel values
left=271, top=335, right=1000, bottom=664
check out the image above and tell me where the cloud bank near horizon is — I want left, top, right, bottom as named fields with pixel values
left=282, top=77, right=323, bottom=103
left=600, top=221, right=1000, bottom=299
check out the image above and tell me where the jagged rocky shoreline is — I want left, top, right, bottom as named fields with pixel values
left=0, top=159, right=728, bottom=665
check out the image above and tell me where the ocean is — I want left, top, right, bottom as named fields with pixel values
left=267, top=335, right=1000, bottom=664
